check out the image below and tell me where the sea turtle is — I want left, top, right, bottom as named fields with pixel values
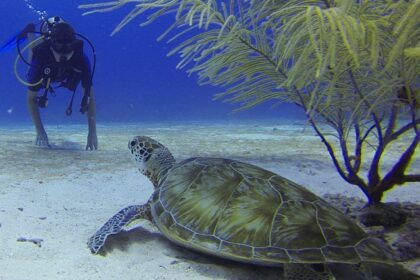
left=88, top=136, right=418, bottom=279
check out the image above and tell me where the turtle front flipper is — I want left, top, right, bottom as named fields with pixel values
left=87, top=204, right=151, bottom=254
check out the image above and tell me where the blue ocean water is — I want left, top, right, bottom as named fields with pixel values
left=0, top=0, right=303, bottom=126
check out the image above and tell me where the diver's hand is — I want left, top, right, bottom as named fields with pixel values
left=35, top=131, right=50, bottom=148
left=86, top=132, right=98, bottom=150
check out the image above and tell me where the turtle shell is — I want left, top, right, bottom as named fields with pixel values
left=150, top=157, right=391, bottom=266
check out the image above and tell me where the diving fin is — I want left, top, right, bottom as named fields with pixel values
left=0, top=23, right=36, bottom=53
left=0, top=34, right=23, bottom=53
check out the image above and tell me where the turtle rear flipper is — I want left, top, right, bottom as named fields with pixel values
left=87, top=204, right=151, bottom=254
left=363, top=263, right=420, bottom=280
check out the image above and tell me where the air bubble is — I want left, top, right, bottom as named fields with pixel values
left=23, top=0, right=48, bottom=20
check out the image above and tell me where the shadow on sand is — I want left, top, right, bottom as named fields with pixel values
left=98, top=227, right=284, bottom=279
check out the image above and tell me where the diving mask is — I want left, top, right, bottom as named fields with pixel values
left=50, top=22, right=76, bottom=54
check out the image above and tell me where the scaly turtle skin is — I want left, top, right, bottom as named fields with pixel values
left=88, top=136, right=418, bottom=280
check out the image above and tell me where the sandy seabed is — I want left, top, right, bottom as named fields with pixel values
left=0, top=120, right=418, bottom=280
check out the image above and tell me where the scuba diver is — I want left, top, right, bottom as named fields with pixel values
left=11, top=16, right=97, bottom=150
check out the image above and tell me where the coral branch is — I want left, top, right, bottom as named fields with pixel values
left=374, top=131, right=420, bottom=201
left=392, top=118, right=420, bottom=141
left=402, top=174, right=420, bottom=182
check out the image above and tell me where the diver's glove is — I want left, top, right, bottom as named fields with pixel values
left=80, top=94, right=90, bottom=114
left=17, top=23, right=36, bottom=40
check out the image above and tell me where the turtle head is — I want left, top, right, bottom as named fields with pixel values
left=128, top=136, right=175, bottom=187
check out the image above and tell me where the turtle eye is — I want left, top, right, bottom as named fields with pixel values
left=130, top=140, right=136, bottom=147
